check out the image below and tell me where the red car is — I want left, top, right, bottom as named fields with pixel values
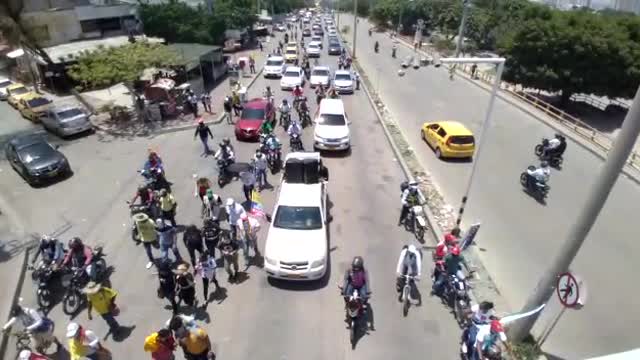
left=235, top=98, right=268, bottom=141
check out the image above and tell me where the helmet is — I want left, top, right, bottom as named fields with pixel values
left=408, top=180, right=418, bottom=187
left=69, top=237, right=83, bottom=250
left=255, top=148, right=262, bottom=155
left=40, top=234, right=51, bottom=244
left=219, top=142, right=225, bottom=148
left=351, top=256, right=364, bottom=270
left=223, top=138, right=231, bottom=145
left=490, top=319, right=504, bottom=333
left=283, top=99, right=288, bottom=104
left=226, top=198, right=235, bottom=206
left=18, top=350, right=32, bottom=360
left=10, top=304, right=24, bottom=317
left=408, top=243, right=417, bottom=252
left=541, top=161, right=549, bottom=168
left=450, top=245, right=461, bottom=256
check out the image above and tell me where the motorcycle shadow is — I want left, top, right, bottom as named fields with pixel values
left=521, top=188, right=548, bottom=206
left=350, top=304, right=375, bottom=349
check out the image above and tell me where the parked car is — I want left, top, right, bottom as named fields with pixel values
left=5, top=134, right=71, bottom=185
left=41, top=104, right=93, bottom=137
left=313, top=98, right=351, bottom=151
left=6, top=84, right=34, bottom=108
left=264, top=56, right=286, bottom=78
left=17, top=94, right=52, bottom=122
left=280, top=67, right=305, bottom=90
left=420, top=121, right=475, bottom=159
left=235, top=98, right=268, bottom=141
left=306, top=42, right=322, bottom=57
left=333, top=70, right=354, bottom=94
left=0, top=77, right=14, bottom=100
left=310, top=66, right=331, bottom=88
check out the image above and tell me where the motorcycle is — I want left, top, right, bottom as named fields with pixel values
left=400, top=274, right=418, bottom=317
left=217, top=158, right=234, bottom=187
left=290, top=133, right=304, bottom=152
left=520, top=166, right=550, bottom=199
left=447, top=274, right=472, bottom=327
left=61, top=267, right=86, bottom=315
left=30, top=260, right=55, bottom=310
left=340, top=287, right=367, bottom=349
left=405, top=205, right=426, bottom=241
left=279, top=108, right=292, bottom=129
left=139, top=167, right=171, bottom=192
left=534, top=139, right=563, bottom=168
left=266, top=147, right=282, bottom=173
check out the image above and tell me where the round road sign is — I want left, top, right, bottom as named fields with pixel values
left=556, top=272, right=581, bottom=308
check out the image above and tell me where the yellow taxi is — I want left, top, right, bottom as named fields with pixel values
left=284, top=46, right=298, bottom=63
left=420, top=121, right=475, bottom=159
left=17, top=93, right=53, bottom=122
left=6, top=83, right=35, bottom=108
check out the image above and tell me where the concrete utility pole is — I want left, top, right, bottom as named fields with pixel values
left=455, top=0, right=470, bottom=57
left=509, top=84, right=640, bottom=342
left=352, top=0, right=358, bottom=58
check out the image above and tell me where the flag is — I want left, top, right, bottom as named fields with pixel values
left=250, top=189, right=266, bottom=219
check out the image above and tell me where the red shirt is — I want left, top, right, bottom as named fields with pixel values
left=152, top=337, right=176, bottom=360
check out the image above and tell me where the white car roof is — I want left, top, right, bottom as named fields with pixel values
left=308, top=41, right=321, bottom=47
left=285, top=66, right=302, bottom=72
left=267, top=56, right=284, bottom=61
left=318, top=98, right=344, bottom=114
left=278, top=182, right=323, bottom=207
left=334, top=70, right=351, bottom=76
left=312, top=66, right=330, bottom=72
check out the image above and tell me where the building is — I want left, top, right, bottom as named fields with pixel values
left=614, top=0, right=640, bottom=13
left=20, top=0, right=141, bottom=48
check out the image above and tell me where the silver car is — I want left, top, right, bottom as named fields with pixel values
left=41, top=105, right=93, bottom=137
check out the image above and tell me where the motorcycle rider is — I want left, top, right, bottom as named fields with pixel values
left=293, top=85, right=304, bottom=99
left=62, top=237, right=96, bottom=280
left=296, top=96, right=310, bottom=124
left=263, top=133, right=282, bottom=163
left=398, top=181, right=420, bottom=226
left=278, top=99, right=292, bottom=127
left=543, top=133, right=566, bottom=159
left=131, top=184, right=154, bottom=207
left=315, top=84, right=326, bottom=105
left=463, top=301, right=496, bottom=352
left=473, top=320, right=507, bottom=360
left=327, top=86, right=339, bottom=99
left=287, top=120, right=304, bottom=150
left=432, top=245, right=467, bottom=296
left=32, top=235, right=65, bottom=268
left=395, top=244, right=422, bottom=301
left=3, top=303, right=60, bottom=353
left=526, top=161, right=551, bottom=189
left=341, top=256, right=371, bottom=306
left=435, top=228, right=460, bottom=260
left=214, top=141, right=235, bottom=164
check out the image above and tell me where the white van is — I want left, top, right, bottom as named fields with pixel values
left=313, top=98, right=351, bottom=151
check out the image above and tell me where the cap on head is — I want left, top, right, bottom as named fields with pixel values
left=408, top=244, right=417, bottom=253
left=18, top=350, right=32, bottom=360
left=490, top=319, right=504, bottom=334
left=66, top=322, right=81, bottom=338
left=226, top=198, right=235, bottom=206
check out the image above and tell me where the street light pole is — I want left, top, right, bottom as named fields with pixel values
left=454, top=0, right=470, bottom=58
left=509, top=84, right=640, bottom=342
left=352, top=0, right=359, bottom=58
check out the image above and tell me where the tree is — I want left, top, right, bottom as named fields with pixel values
left=0, top=0, right=55, bottom=65
left=67, top=41, right=181, bottom=91
left=500, top=11, right=640, bottom=105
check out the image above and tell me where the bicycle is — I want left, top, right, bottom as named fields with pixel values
left=400, top=274, right=419, bottom=317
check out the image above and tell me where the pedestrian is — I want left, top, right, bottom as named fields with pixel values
left=259, top=41, right=263, bottom=52
left=157, top=219, right=182, bottom=263
left=337, top=58, right=343, bottom=70
left=134, top=213, right=158, bottom=269
left=193, top=118, right=213, bottom=155
left=353, top=71, right=360, bottom=90
left=278, top=40, right=283, bottom=51
left=200, top=93, right=212, bottom=113
left=202, top=219, right=221, bottom=257
left=239, top=169, right=256, bottom=203
left=223, top=96, right=233, bottom=124
left=83, top=282, right=121, bottom=335
left=144, top=328, right=176, bottom=360
left=189, top=94, right=199, bottom=118
left=218, top=232, right=240, bottom=282
left=183, top=224, right=204, bottom=267
left=159, top=189, right=177, bottom=227
left=471, top=63, right=478, bottom=79
left=253, top=149, right=269, bottom=190
left=237, top=213, right=261, bottom=267
left=202, top=189, right=222, bottom=222
left=224, top=197, right=246, bottom=240
left=193, top=176, right=211, bottom=205
left=169, top=317, right=214, bottom=360
left=174, top=263, right=197, bottom=308
left=249, top=56, right=256, bottom=74
left=231, top=91, right=242, bottom=116
left=156, top=259, right=178, bottom=314
left=194, top=251, right=220, bottom=305
left=66, top=322, right=109, bottom=360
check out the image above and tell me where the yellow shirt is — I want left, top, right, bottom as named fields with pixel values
left=183, top=328, right=209, bottom=355
left=137, top=219, right=158, bottom=243
left=87, top=287, right=117, bottom=315
left=160, top=194, right=176, bottom=212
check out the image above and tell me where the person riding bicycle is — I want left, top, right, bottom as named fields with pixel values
left=62, top=237, right=94, bottom=279
left=2, top=304, right=60, bottom=353
left=398, top=181, right=420, bottom=226
left=32, top=235, right=65, bottom=268
left=395, top=244, right=422, bottom=300
left=341, top=256, right=371, bottom=305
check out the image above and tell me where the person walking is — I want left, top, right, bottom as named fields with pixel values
left=353, top=71, right=360, bottom=90
left=84, top=282, right=121, bottom=336
left=66, top=322, right=108, bottom=360
left=174, top=264, right=197, bottom=308
left=224, top=197, right=246, bottom=240
left=253, top=149, right=269, bottom=191
left=200, top=93, right=212, bottom=113
left=144, top=328, right=176, bottom=360
left=218, top=232, right=240, bottom=283
left=237, top=213, right=261, bottom=267
left=471, top=63, right=478, bottom=79
left=194, top=251, right=220, bottom=305
left=156, top=259, right=178, bottom=314
left=223, top=96, right=233, bottom=124
left=159, top=189, right=177, bottom=227
left=249, top=55, right=256, bottom=74
left=259, top=41, right=263, bottom=52
left=202, top=219, right=221, bottom=258
left=183, top=224, right=205, bottom=267
left=193, top=119, right=214, bottom=155
left=188, top=94, right=199, bottom=118
left=134, top=213, right=158, bottom=269
left=231, top=91, right=242, bottom=116
left=239, top=169, right=256, bottom=203
left=169, top=317, right=214, bottom=360
left=157, top=219, right=182, bottom=263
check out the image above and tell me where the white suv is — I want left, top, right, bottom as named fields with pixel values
left=264, top=56, right=286, bottom=78
left=313, top=99, right=351, bottom=151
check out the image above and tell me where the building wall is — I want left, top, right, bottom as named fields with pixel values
left=616, top=0, right=640, bottom=13
left=23, top=0, right=90, bottom=13
left=21, top=9, right=83, bottom=48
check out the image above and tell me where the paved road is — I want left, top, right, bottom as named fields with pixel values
left=341, top=13, right=640, bottom=358
left=1, top=31, right=464, bottom=359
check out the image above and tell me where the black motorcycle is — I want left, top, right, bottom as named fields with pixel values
left=534, top=138, right=563, bottom=168
left=217, top=158, right=234, bottom=187
left=520, top=166, right=550, bottom=199
left=445, top=274, right=472, bottom=328
left=61, top=267, right=86, bottom=315
left=30, top=260, right=55, bottom=310
left=140, top=167, right=171, bottom=192
left=290, top=133, right=304, bottom=152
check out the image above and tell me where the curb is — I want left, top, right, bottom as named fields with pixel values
left=91, top=66, right=265, bottom=137
left=0, top=246, right=31, bottom=359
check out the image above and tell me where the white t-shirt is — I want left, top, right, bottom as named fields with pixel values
left=470, top=304, right=495, bottom=324
left=474, top=324, right=507, bottom=346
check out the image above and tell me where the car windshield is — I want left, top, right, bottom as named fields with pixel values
left=266, top=59, right=283, bottom=66
left=286, top=49, right=297, bottom=55
left=335, top=74, right=351, bottom=81
left=27, top=97, right=51, bottom=108
left=11, top=87, right=29, bottom=95
left=313, top=69, right=329, bottom=76
left=309, top=44, right=319, bottom=49
left=57, top=108, right=84, bottom=120
left=241, top=108, right=265, bottom=120
left=284, top=71, right=300, bottom=78
left=17, top=142, right=53, bottom=163
left=0, top=80, right=12, bottom=88
left=274, top=206, right=322, bottom=230
left=317, top=113, right=346, bottom=126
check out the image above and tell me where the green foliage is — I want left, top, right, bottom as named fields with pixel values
left=67, top=42, right=181, bottom=91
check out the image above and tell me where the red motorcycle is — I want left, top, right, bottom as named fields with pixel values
left=340, top=287, right=367, bottom=349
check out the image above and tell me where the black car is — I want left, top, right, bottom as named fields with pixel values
left=5, top=134, right=71, bottom=185
left=328, top=41, right=341, bottom=55
left=302, top=28, right=311, bottom=37
left=314, top=28, right=324, bottom=36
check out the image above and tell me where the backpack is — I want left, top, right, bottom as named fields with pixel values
left=143, top=332, right=160, bottom=352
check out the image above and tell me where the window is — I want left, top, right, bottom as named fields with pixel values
left=266, top=59, right=283, bottom=66
left=241, top=108, right=265, bottom=120
left=437, top=128, right=447, bottom=138
left=449, top=136, right=475, bottom=145
left=27, top=97, right=52, bottom=108
left=317, top=114, right=345, bottom=126
left=313, top=69, right=329, bottom=76
left=274, top=206, right=322, bottom=230
left=335, top=74, right=351, bottom=81
left=428, top=124, right=439, bottom=131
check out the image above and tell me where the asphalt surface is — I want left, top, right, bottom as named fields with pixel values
left=341, top=13, right=640, bottom=358
left=0, top=30, right=465, bottom=360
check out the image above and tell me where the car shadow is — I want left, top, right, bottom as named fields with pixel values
left=317, top=146, right=352, bottom=158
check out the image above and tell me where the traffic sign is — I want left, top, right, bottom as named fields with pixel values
left=556, top=272, right=584, bottom=308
